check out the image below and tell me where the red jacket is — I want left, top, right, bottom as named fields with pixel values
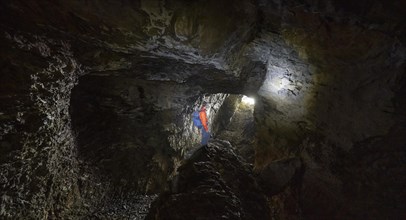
left=199, top=108, right=208, bottom=131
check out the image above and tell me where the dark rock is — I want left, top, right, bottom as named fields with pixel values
left=256, top=157, right=302, bottom=196
left=146, top=140, right=270, bottom=220
left=89, top=193, right=158, bottom=220
left=216, top=96, right=257, bottom=163
left=0, top=32, right=82, bottom=219
left=0, top=0, right=405, bottom=219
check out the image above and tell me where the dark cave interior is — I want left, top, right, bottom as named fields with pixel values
left=0, top=0, right=405, bottom=219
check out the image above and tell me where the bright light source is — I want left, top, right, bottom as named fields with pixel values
left=242, top=96, right=255, bottom=105
left=275, top=78, right=290, bottom=91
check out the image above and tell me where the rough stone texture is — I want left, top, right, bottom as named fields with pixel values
left=254, top=31, right=314, bottom=163
left=1, top=1, right=258, bottom=218
left=0, top=0, right=405, bottom=219
left=146, top=140, right=270, bottom=220
left=253, top=1, right=406, bottom=219
left=90, top=194, right=158, bottom=220
left=71, top=75, right=229, bottom=193
left=0, top=32, right=82, bottom=218
left=217, top=96, right=257, bottom=163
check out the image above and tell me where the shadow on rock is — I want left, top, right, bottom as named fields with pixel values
left=146, top=139, right=270, bottom=220
left=255, top=157, right=303, bottom=196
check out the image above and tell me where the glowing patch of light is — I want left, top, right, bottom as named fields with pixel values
left=242, top=96, right=255, bottom=105
left=274, top=77, right=290, bottom=91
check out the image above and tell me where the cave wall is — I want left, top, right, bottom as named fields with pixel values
left=1, top=1, right=260, bottom=218
left=253, top=0, right=406, bottom=218
left=71, top=73, right=229, bottom=194
left=0, top=32, right=82, bottom=218
left=0, top=0, right=405, bottom=219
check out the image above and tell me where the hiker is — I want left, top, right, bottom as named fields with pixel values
left=199, top=103, right=210, bottom=145
left=192, top=103, right=210, bottom=146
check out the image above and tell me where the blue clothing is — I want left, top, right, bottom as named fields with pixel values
left=192, top=111, right=203, bottom=129
left=201, top=128, right=210, bottom=146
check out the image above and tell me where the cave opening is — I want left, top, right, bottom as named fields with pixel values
left=68, top=73, right=261, bottom=217
left=69, top=72, right=259, bottom=197
left=241, top=95, right=255, bottom=106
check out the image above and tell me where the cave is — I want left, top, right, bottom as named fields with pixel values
left=1, top=1, right=405, bottom=219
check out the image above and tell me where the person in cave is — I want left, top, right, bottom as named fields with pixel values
left=199, top=103, right=210, bottom=146
left=193, top=103, right=210, bottom=146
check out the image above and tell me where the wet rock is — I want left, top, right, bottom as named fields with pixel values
left=146, top=140, right=270, bottom=220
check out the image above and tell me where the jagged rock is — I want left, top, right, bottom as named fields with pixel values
left=146, top=140, right=270, bottom=220
left=0, top=32, right=82, bottom=219
left=70, top=76, right=229, bottom=193
left=89, top=193, right=158, bottom=220
left=0, top=0, right=405, bottom=219
left=216, top=97, right=256, bottom=163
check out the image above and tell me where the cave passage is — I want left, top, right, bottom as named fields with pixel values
left=241, top=95, right=255, bottom=106
left=1, top=0, right=405, bottom=219
left=69, top=72, right=257, bottom=194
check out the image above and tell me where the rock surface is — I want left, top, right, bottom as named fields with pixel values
left=256, top=157, right=302, bottom=196
left=216, top=96, right=257, bottom=163
left=146, top=140, right=270, bottom=220
left=90, top=194, right=157, bottom=220
left=0, top=32, right=82, bottom=219
left=0, top=0, right=405, bottom=219
left=71, top=75, right=229, bottom=193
